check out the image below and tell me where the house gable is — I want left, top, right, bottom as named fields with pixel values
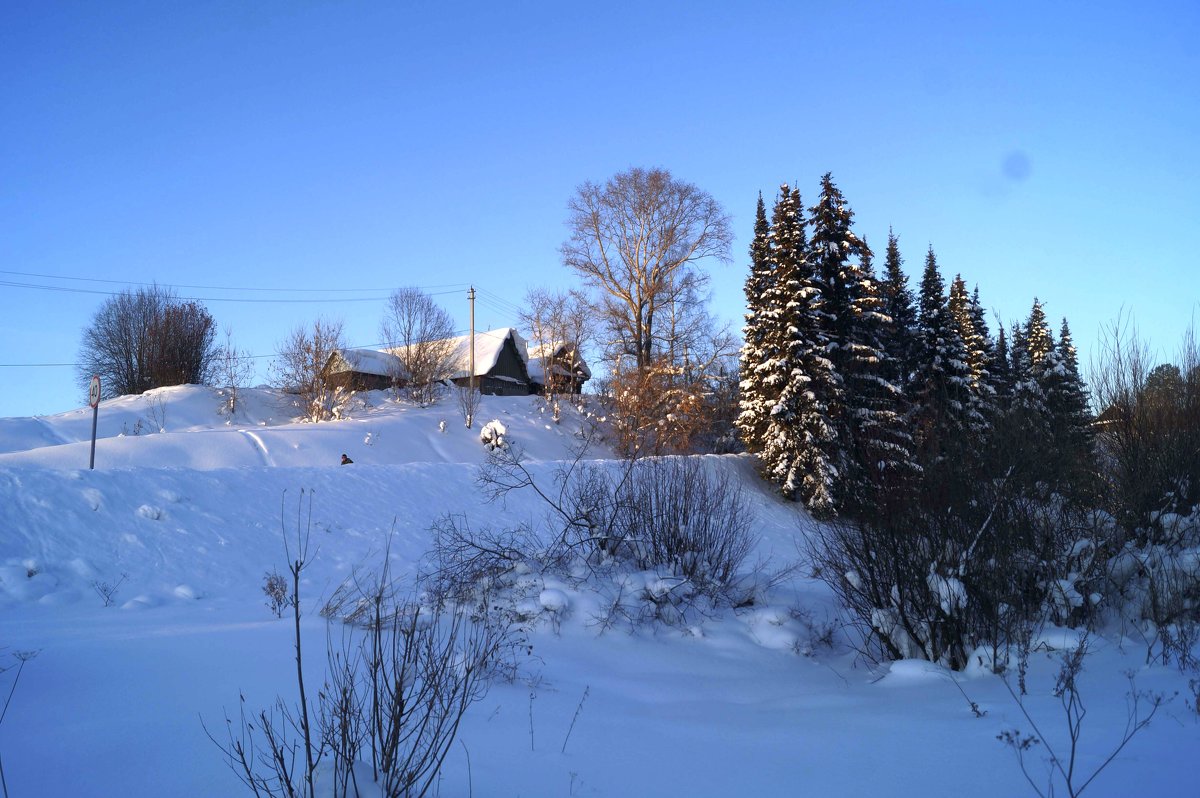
left=446, top=329, right=531, bottom=396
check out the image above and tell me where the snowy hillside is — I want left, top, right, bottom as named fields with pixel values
left=0, top=387, right=1195, bottom=797
left=0, top=385, right=599, bottom=469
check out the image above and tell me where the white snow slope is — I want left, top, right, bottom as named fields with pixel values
left=0, top=386, right=1195, bottom=797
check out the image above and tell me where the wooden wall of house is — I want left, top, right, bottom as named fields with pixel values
left=450, top=375, right=528, bottom=396
left=325, top=371, right=392, bottom=393
left=493, top=338, right=530, bottom=384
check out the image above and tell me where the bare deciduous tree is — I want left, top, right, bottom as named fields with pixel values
left=270, top=317, right=347, bottom=422
left=380, top=287, right=458, bottom=407
left=561, top=167, right=733, bottom=374
left=215, top=327, right=257, bottom=418
left=77, top=284, right=219, bottom=399
left=456, top=383, right=480, bottom=429
left=520, top=287, right=592, bottom=407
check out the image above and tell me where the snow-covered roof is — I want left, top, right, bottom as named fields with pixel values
left=382, top=327, right=528, bottom=380
left=444, top=327, right=528, bottom=380
left=327, top=348, right=404, bottom=378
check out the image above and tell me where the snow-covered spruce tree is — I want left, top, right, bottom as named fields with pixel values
left=879, top=228, right=920, bottom=393
left=807, top=175, right=916, bottom=514
left=756, top=185, right=839, bottom=512
left=981, top=321, right=1021, bottom=473
left=1038, top=317, right=1096, bottom=496
left=947, top=276, right=977, bottom=368
left=947, top=274, right=993, bottom=432
left=1022, top=300, right=1056, bottom=414
left=1008, top=320, right=1028, bottom=388
left=910, top=247, right=976, bottom=474
left=997, top=302, right=1059, bottom=494
left=969, top=286, right=995, bottom=380
left=1024, top=297, right=1055, bottom=375
left=735, top=193, right=775, bottom=455
left=991, top=324, right=1013, bottom=406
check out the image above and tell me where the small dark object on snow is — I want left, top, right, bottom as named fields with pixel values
left=340, top=453, right=353, bottom=465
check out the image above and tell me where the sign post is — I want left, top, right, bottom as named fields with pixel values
left=88, top=375, right=101, bottom=470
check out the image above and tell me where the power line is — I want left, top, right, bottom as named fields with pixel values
left=476, top=286, right=525, bottom=315
left=475, top=297, right=517, bottom=318
left=0, top=362, right=80, bottom=367
left=0, top=269, right=468, bottom=294
left=0, top=279, right=467, bottom=304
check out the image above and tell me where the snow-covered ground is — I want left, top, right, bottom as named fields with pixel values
left=0, top=387, right=1195, bottom=796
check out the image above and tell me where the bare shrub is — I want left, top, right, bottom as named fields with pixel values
left=610, top=458, right=755, bottom=595
left=209, top=491, right=514, bottom=798
left=92, top=574, right=127, bottom=608
left=603, top=354, right=739, bottom=457
left=1, top=649, right=37, bottom=797
left=788, top=605, right=840, bottom=656
left=476, top=430, right=632, bottom=561
left=426, top=514, right=543, bottom=606
left=262, top=570, right=290, bottom=619
left=144, top=391, right=168, bottom=432
left=808, top=484, right=1105, bottom=670
left=479, top=437, right=755, bottom=609
left=1109, top=537, right=1200, bottom=669
left=318, top=569, right=515, bottom=798
left=808, top=512, right=970, bottom=666
left=998, top=638, right=1166, bottom=798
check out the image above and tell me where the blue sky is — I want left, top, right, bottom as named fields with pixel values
left=2, top=1, right=1197, bottom=418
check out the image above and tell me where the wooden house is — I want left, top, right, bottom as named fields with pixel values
left=324, top=328, right=557, bottom=398
left=322, top=348, right=402, bottom=392
left=437, top=327, right=532, bottom=396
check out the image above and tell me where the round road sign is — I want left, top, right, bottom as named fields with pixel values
left=89, top=375, right=101, bottom=409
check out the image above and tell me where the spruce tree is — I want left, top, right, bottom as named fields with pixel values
left=736, top=193, right=774, bottom=453
left=948, top=276, right=986, bottom=389
left=808, top=174, right=916, bottom=513
left=968, top=285, right=999, bottom=421
left=1005, top=304, right=1054, bottom=492
left=991, top=325, right=1013, bottom=406
left=947, top=275, right=991, bottom=432
left=1040, top=317, right=1094, bottom=494
left=969, top=287, right=993, bottom=359
left=1025, top=298, right=1054, bottom=370
left=879, top=228, right=919, bottom=391
left=1053, top=318, right=1090, bottom=427
left=911, top=247, right=975, bottom=465
left=1009, top=320, right=1027, bottom=383
left=757, top=185, right=839, bottom=512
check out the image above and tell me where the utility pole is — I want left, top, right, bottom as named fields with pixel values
left=468, top=286, right=476, bottom=393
